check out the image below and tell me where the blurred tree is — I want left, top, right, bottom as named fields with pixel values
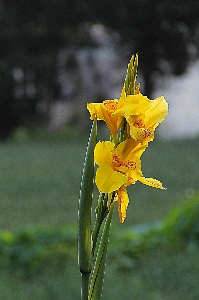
left=0, top=0, right=71, bottom=139
left=0, top=0, right=199, bottom=139
left=86, top=0, right=199, bottom=96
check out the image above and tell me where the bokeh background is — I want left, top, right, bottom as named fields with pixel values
left=0, top=1, right=199, bottom=299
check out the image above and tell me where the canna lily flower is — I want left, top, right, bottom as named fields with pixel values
left=94, top=138, right=165, bottom=222
left=113, top=94, right=168, bottom=144
left=87, top=99, right=120, bottom=139
left=87, top=88, right=152, bottom=140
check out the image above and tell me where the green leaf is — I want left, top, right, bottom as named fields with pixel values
left=78, top=119, right=97, bottom=274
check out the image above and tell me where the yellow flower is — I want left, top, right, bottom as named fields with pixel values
left=87, top=88, right=152, bottom=140
left=87, top=99, right=120, bottom=139
left=113, top=94, right=168, bottom=144
left=94, top=138, right=165, bottom=222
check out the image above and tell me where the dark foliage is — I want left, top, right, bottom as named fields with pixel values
left=0, top=0, right=199, bottom=139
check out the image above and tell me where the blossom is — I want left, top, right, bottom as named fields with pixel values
left=94, top=138, right=165, bottom=222
left=87, top=99, right=120, bottom=138
left=87, top=88, right=152, bottom=140
left=113, top=94, right=168, bottom=144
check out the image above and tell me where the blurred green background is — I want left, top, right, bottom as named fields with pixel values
left=0, top=1, right=199, bottom=299
left=1, top=126, right=198, bottom=231
left=0, top=127, right=198, bottom=299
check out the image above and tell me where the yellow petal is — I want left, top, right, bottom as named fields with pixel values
left=128, top=123, right=138, bottom=141
left=116, top=137, right=147, bottom=161
left=117, top=156, right=143, bottom=179
left=94, top=141, right=114, bottom=166
left=138, top=177, right=166, bottom=189
left=95, top=165, right=127, bottom=193
left=113, top=94, right=151, bottom=118
left=118, top=186, right=129, bottom=223
left=100, top=104, right=118, bottom=136
left=130, top=126, right=154, bottom=144
left=87, top=103, right=104, bottom=120
left=145, top=96, right=168, bottom=128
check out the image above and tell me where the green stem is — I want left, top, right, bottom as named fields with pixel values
left=92, top=205, right=103, bottom=256
left=81, top=273, right=90, bottom=300
left=92, top=194, right=108, bottom=256
left=88, top=203, right=115, bottom=300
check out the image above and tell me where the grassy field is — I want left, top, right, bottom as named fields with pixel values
left=0, top=126, right=198, bottom=299
left=0, top=127, right=198, bottom=230
left=0, top=142, right=84, bottom=230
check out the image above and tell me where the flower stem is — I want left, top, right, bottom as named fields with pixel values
left=88, top=203, right=115, bottom=300
left=92, top=194, right=109, bottom=256
left=81, top=273, right=90, bottom=300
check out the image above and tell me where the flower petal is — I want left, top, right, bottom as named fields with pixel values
left=113, top=93, right=151, bottom=118
left=87, top=103, right=104, bottom=120
left=95, top=164, right=127, bottom=193
left=118, top=186, right=129, bottom=223
left=138, top=177, right=166, bottom=189
left=100, top=104, right=118, bottom=136
left=94, top=141, right=114, bottom=166
left=145, top=96, right=168, bottom=128
left=129, top=126, right=154, bottom=144
left=116, top=138, right=147, bottom=161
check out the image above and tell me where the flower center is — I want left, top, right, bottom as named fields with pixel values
left=112, top=153, right=121, bottom=167
left=112, top=153, right=136, bottom=170
left=134, top=119, right=153, bottom=140
left=139, top=128, right=152, bottom=139
left=103, top=100, right=118, bottom=113
left=134, top=118, right=144, bottom=128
